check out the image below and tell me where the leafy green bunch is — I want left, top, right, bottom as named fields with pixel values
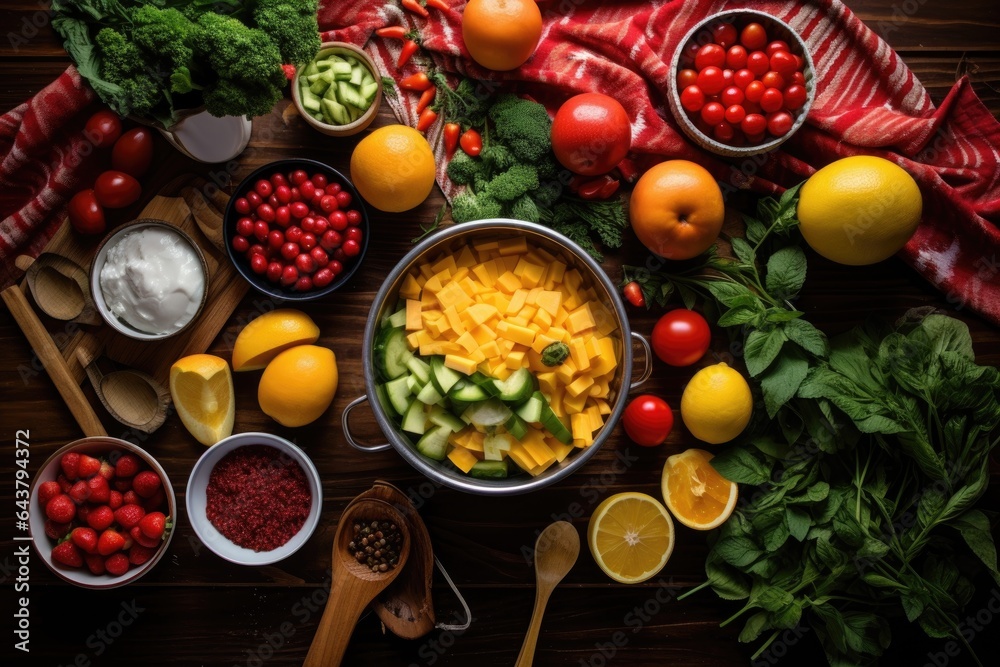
left=629, top=190, right=1000, bottom=666
left=446, top=93, right=627, bottom=261
left=51, top=0, right=321, bottom=127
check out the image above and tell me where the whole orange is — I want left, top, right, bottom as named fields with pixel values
left=629, top=160, right=725, bottom=260
left=462, top=0, right=543, bottom=71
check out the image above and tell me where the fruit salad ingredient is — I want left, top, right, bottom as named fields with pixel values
left=297, top=48, right=379, bottom=126
left=93, top=170, right=141, bottom=208
left=258, top=345, right=338, bottom=427
left=661, top=448, right=737, bottom=530
left=629, top=160, right=724, bottom=260
left=350, top=125, right=435, bottom=212
left=85, top=110, right=123, bottom=148
left=587, top=492, right=675, bottom=584
left=232, top=309, right=320, bottom=371
left=169, top=354, right=235, bottom=446
left=462, top=0, right=542, bottom=71
left=680, top=363, right=752, bottom=444
left=651, top=309, right=711, bottom=366
left=797, top=155, right=922, bottom=265
left=111, top=127, right=153, bottom=178
left=622, top=395, right=673, bottom=447
left=551, top=93, right=631, bottom=176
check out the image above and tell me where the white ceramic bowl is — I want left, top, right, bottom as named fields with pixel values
left=185, top=433, right=322, bottom=566
left=668, top=9, right=816, bottom=157
left=90, top=219, right=209, bottom=341
left=29, top=437, right=177, bottom=589
left=292, top=41, right=382, bottom=137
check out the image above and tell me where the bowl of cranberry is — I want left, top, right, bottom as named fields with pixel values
left=185, top=432, right=322, bottom=566
left=29, top=437, right=176, bottom=589
left=224, top=158, right=370, bottom=300
left=668, top=9, right=815, bottom=157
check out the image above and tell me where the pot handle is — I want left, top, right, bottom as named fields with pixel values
left=341, top=395, right=392, bottom=453
left=629, top=332, right=653, bottom=391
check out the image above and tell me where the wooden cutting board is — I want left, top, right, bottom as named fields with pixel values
left=2, top=176, right=248, bottom=436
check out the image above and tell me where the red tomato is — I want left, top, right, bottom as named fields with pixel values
left=740, top=23, right=768, bottom=51
left=760, top=87, right=784, bottom=113
left=713, top=121, right=735, bottom=142
left=725, top=45, right=748, bottom=70
left=680, top=85, right=706, bottom=112
left=746, top=50, right=770, bottom=76
left=767, top=111, right=794, bottom=137
left=761, top=71, right=785, bottom=90
left=744, top=81, right=766, bottom=103
left=790, top=71, right=807, bottom=86
left=460, top=128, right=483, bottom=156
left=725, top=104, right=746, bottom=125
left=765, top=40, right=790, bottom=57
left=741, top=113, right=767, bottom=136
left=677, top=68, right=699, bottom=88
left=84, top=110, right=122, bottom=149
left=783, top=84, right=808, bottom=110
left=551, top=93, right=631, bottom=176
left=651, top=309, right=711, bottom=366
left=93, top=171, right=141, bottom=209
left=695, top=43, right=726, bottom=70
left=696, top=66, right=725, bottom=95
left=622, top=395, right=674, bottom=447
left=769, top=50, right=798, bottom=77
left=67, top=189, right=106, bottom=235
left=710, top=22, right=738, bottom=48
left=720, top=86, right=745, bottom=107
left=700, top=101, right=725, bottom=126
left=733, top=68, right=755, bottom=89
left=111, top=128, right=153, bottom=178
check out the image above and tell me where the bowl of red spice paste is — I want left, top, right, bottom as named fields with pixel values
left=185, top=433, right=322, bottom=565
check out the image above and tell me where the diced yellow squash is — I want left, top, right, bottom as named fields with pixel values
left=549, top=326, right=570, bottom=343
left=406, top=332, right=421, bottom=349
left=480, top=340, right=500, bottom=360
left=531, top=333, right=558, bottom=354
left=500, top=339, right=516, bottom=354
left=522, top=433, right=556, bottom=467
left=491, top=364, right=511, bottom=381
left=496, top=271, right=522, bottom=294
left=500, top=255, right=519, bottom=272
left=456, top=245, right=477, bottom=268
left=535, top=290, right=562, bottom=316
left=425, top=317, right=448, bottom=338
left=564, top=269, right=583, bottom=292
left=497, top=321, right=536, bottom=346
left=470, top=324, right=495, bottom=346
left=464, top=430, right=485, bottom=452
left=465, top=303, right=498, bottom=328
left=571, top=413, right=593, bottom=442
left=405, top=299, right=422, bottom=331
left=437, top=281, right=474, bottom=310
left=563, top=388, right=590, bottom=414
left=468, top=347, right=486, bottom=364
left=586, top=404, right=603, bottom=431
left=431, top=254, right=458, bottom=276
left=448, top=446, right=478, bottom=474
left=455, top=331, right=479, bottom=354
left=548, top=261, right=567, bottom=284
left=508, top=444, right=537, bottom=473
left=570, top=339, right=590, bottom=371
left=505, top=349, right=525, bottom=370
left=566, top=375, right=594, bottom=398
left=548, top=438, right=574, bottom=463
left=585, top=336, right=602, bottom=360
left=525, top=350, right=549, bottom=373
left=591, top=337, right=618, bottom=375
left=555, top=358, right=577, bottom=385
left=566, top=304, right=596, bottom=334
left=443, top=305, right=466, bottom=336
left=592, top=302, right=617, bottom=336
left=473, top=239, right=499, bottom=253
left=459, top=276, right=479, bottom=297
left=533, top=308, right=552, bottom=331
left=423, top=274, right=443, bottom=294
left=536, top=372, right=558, bottom=396
left=573, top=438, right=590, bottom=449
left=508, top=316, right=530, bottom=328
left=506, top=289, right=528, bottom=315
left=399, top=273, right=422, bottom=300
left=418, top=262, right=435, bottom=280
left=589, top=379, right=610, bottom=398
left=472, top=259, right=498, bottom=286
left=517, top=306, right=538, bottom=322
left=445, top=354, right=478, bottom=375
left=498, top=237, right=528, bottom=255
left=594, top=398, right=612, bottom=415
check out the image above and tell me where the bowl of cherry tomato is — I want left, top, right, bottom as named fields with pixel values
left=223, top=159, right=370, bottom=301
left=668, top=9, right=815, bottom=157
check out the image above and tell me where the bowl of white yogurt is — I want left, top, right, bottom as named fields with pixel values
left=91, top=220, right=209, bottom=340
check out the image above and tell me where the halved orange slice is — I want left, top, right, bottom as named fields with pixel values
left=661, top=449, right=738, bottom=530
left=587, top=492, right=675, bottom=584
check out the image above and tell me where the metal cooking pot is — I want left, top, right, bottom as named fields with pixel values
left=342, top=219, right=651, bottom=495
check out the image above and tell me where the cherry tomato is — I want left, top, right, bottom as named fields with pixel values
left=295, top=253, right=317, bottom=274
left=232, top=236, right=250, bottom=254
left=267, top=230, right=285, bottom=249
left=335, top=191, right=352, bottom=208
left=747, top=51, right=770, bottom=76
left=300, top=233, right=317, bottom=251
left=721, top=68, right=734, bottom=86
left=680, top=85, right=706, bottom=113
left=695, top=43, right=726, bottom=70
left=93, top=170, right=141, bottom=209
left=342, top=239, right=361, bottom=257
left=741, top=113, right=767, bottom=136
left=85, top=110, right=122, bottom=149
left=677, top=68, right=699, bottom=88
left=345, top=226, right=364, bottom=243
left=299, top=180, right=316, bottom=200
left=460, top=128, right=483, bottom=157
left=790, top=71, right=807, bottom=87
left=740, top=23, right=768, bottom=51
left=720, top=86, right=745, bottom=107
left=700, top=101, right=725, bottom=126
left=319, top=195, right=337, bottom=213
left=270, top=173, right=289, bottom=188
left=760, top=88, right=784, bottom=113
left=622, top=395, right=674, bottom=447
left=110, top=128, right=154, bottom=178
left=274, top=185, right=292, bottom=205
left=767, top=111, right=794, bottom=137
left=783, top=84, right=808, bottom=110
left=313, top=268, right=334, bottom=288
left=696, top=66, right=725, bottom=95
left=769, top=51, right=798, bottom=78
left=725, top=45, right=748, bottom=70
left=651, top=309, right=711, bottom=366
left=254, top=220, right=269, bottom=241
left=254, top=179, right=273, bottom=198
left=311, top=173, right=327, bottom=189
left=256, top=204, right=275, bottom=223
left=275, top=206, right=291, bottom=227
left=733, top=69, right=755, bottom=89
left=247, top=243, right=266, bottom=257
left=290, top=170, right=309, bottom=185
left=713, top=121, right=735, bottom=142
left=313, top=217, right=329, bottom=235
left=67, top=189, right=106, bottom=235
left=710, top=22, right=738, bottom=48
left=293, top=276, right=312, bottom=291
left=622, top=281, right=645, bottom=307
left=266, top=261, right=283, bottom=283
left=329, top=260, right=344, bottom=275
left=325, top=182, right=342, bottom=195
left=761, top=71, right=785, bottom=90
left=744, top=81, right=766, bottom=103
left=725, top=104, right=746, bottom=125
left=766, top=40, right=790, bottom=57
left=279, top=242, right=299, bottom=261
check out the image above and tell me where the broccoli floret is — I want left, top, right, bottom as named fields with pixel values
left=130, top=6, right=199, bottom=94
left=451, top=191, right=503, bottom=223
left=484, top=164, right=538, bottom=202
left=95, top=28, right=162, bottom=117
left=541, top=342, right=570, bottom=367
left=508, top=195, right=540, bottom=223
left=534, top=181, right=562, bottom=208
left=489, top=94, right=551, bottom=163
left=481, top=144, right=516, bottom=171
left=446, top=151, right=482, bottom=186
left=536, top=155, right=562, bottom=181
left=253, top=0, right=321, bottom=65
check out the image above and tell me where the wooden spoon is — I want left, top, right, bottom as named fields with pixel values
left=515, top=521, right=580, bottom=667
left=304, top=499, right=411, bottom=667
left=15, top=254, right=101, bottom=325
left=180, top=179, right=229, bottom=252
left=75, top=346, right=171, bottom=434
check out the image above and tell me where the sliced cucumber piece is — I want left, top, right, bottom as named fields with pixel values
left=515, top=391, right=545, bottom=423
left=540, top=402, right=572, bottom=444
left=375, top=326, right=412, bottom=380
left=415, top=382, right=443, bottom=405
left=299, top=87, right=322, bottom=113
left=416, top=426, right=450, bottom=461
left=406, top=374, right=423, bottom=395
left=375, top=383, right=398, bottom=419
left=321, top=97, right=348, bottom=125
left=463, top=398, right=512, bottom=429
left=483, top=433, right=513, bottom=461
left=406, top=356, right=431, bottom=385
left=449, top=381, right=490, bottom=403
left=309, top=76, right=331, bottom=96
left=430, top=356, right=463, bottom=394
left=360, top=81, right=379, bottom=104
left=385, top=375, right=413, bottom=415
left=330, top=61, right=353, bottom=78
left=493, top=367, right=535, bottom=404
left=428, top=405, right=465, bottom=432
left=469, top=372, right=500, bottom=397
left=313, top=59, right=334, bottom=71
left=387, top=308, right=407, bottom=328
left=504, top=412, right=528, bottom=440
left=303, top=61, right=320, bottom=77
left=469, top=460, right=509, bottom=479
left=401, top=400, right=427, bottom=435
left=349, top=64, right=364, bottom=86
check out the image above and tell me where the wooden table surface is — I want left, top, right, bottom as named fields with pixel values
left=2, top=2, right=999, bottom=666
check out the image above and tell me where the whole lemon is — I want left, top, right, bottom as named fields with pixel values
left=350, top=125, right=436, bottom=213
left=258, top=345, right=338, bottom=427
left=797, top=156, right=922, bottom=265
left=680, top=363, right=752, bottom=445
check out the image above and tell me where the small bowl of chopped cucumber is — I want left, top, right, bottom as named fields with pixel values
left=293, top=42, right=382, bottom=137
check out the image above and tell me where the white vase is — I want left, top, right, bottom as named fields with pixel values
left=157, top=110, right=253, bottom=164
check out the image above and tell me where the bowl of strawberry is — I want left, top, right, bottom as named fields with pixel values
left=29, top=437, right=176, bottom=589
left=668, top=9, right=815, bottom=157
left=224, top=159, right=370, bottom=301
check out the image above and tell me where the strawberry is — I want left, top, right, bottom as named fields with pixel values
left=132, top=471, right=161, bottom=499
left=56, top=474, right=72, bottom=493
left=109, top=490, right=123, bottom=510
left=87, top=475, right=111, bottom=504
left=99, top=460, right=116, bottom=482
left=123, top=490, right=140, bottom=506
left=142, top=488, right=166, bottom=512
left=37, top=480, right=61, bottom=507
left=130, top=525, right=160, bottom=548
left=77, top=454, right=101, bottom=479
left=45, top=494, right=76, bottom=523
left=44, top=519, right=71, bottom=540
left=52, top=540, right=83, bottom=568
left=70, top=527, right=99, bottom=554
left=86, top=505, right=114, bottom=532
left=139, top=512, right=167, bottom=539
left=84, top=553, right=106, bottom=575
left=128, top=543, right=156, bottom=566
left=114, top=478, right=133, bottom=492
left=68, top=480, right=91, bottom=504
left=60, top=452, right=80, bottom=480
left=105, top=552, right=130, bottom=576
left=97, top=529, right=126, bottom=556
left=77, top=504, right=91, bottom=522
left=115, top=453, right=141, bottom=478
left=114, top=504, right=145, bottom=530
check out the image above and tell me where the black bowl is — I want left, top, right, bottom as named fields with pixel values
left=223, top=158, right=370, bottom=301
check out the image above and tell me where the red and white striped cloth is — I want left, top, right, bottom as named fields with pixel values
left=2, top=1, right=999, bottom=324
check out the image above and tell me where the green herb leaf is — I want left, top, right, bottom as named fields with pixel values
left=705, top=557, right=752, bottom=600
left=738, top=612, right=771, bottom=643
left=782, top=318, right=830, bottom=357
left=731, top=236, right=756, bottom=265
left=718, top=306, right=759, bottom=327
left=784, top=506, right=811, bottom=542
left=706, top=280, right=757, bottom=308
left=744, top=328, right=787, bottom=377
left=951, top=510, right=1000, bottom=585
left=677, top=283, right=699, bottom=311
left=760, top=346, right=810, bottom=418
left=715, top=535, right=764, bottom=568
left=750, top=582, right=794, bottom=612
left=765, top=246, right=807, bottom=300
left=710, top=446, right=772, bottom=485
